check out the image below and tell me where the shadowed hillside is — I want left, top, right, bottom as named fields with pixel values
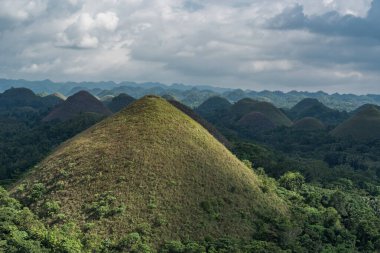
left=43, top=91, right=112, bottom=122
left=225, top=99, right=292, bottom=128
left=196, top=96, right=232, bottom=123
left=105, top=93, right=136, bottom=113
left=293, top=117, right=325, bottom=131
left=331, top=105, right=380, bottom=141
left=0, top=87, right=62, bottom=110
left=12, top=96, right=286, bottom=248
left=237, top=112, right=276, bottom=135
left=289, top=98, right=348, bottom=125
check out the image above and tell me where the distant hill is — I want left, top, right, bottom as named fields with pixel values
left=12, top=96, right=285, bottom=247
left=2, top=79, right=380, bottom=111
left=196, top=96, right=231, bottom=123
left=289, top=98, right=348, bottom=125
left=227, top=98, right=261, bottom=121
left=331, top=105, right=380, bottom=141
left=0, top=87, right=62, bottom=110
left=352, top=103, right=380, bottom=114
left=227, top=99, right=291, bottom=126
left=293, top=117, right=325, bottom=131
left=43, top=91, right=112, bottom=121
left=196, top=96, right=232, bottom=115
left=105, top=93, right=136, bottom=113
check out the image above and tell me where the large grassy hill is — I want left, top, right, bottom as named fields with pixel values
left=12, top=95, right=286, bottom=248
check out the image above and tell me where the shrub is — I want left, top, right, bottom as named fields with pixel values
left=85, top=191, right=125, bottom=219
left=242, top=159, right=253, bottom=169
left=160, top=240, right=185, bottom=253
left=115, top=232, right=151, bottom=253
left=279, top=172, right=305, bottom=191
left=30, top=183, right=46, bottom=201
left=43, top=201, right=60, bottom=217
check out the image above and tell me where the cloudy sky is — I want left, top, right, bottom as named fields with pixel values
left=0, top=0, right=379, bottom=94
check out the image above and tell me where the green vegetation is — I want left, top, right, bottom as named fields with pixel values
left=85, top=191, right=125, bottom=219
left=0, top=110, right=104, bottom=185
left=2, top=92, right=380, bottom=252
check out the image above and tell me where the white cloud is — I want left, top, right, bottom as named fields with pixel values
left=0, top=0, right=379, bottom=93
left=56, top=11, right=119, bottom=49
left=0, top=0, right=48, bottom=21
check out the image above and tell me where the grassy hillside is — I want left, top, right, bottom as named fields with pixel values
left=331, top=105, right=380, bottom=141
left=12, top=96, right=286, bottom=248
left=168, top=99, right=231, bottom=148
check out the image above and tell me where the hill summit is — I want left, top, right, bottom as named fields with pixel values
left=13, top=95, right=285, bottom=247
left=289, top=98, right=348, bottom=125
left=0, top=87, right=62, bottom=109
left=43, top=90, right=112, bottom=121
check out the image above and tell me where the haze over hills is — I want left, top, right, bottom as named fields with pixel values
left=12, top=96, right=285, bottom=247
left=2, top=79, right=380, bottom=111
left=43, top=91, right=112, bottom=122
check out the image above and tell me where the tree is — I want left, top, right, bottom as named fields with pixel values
left=279, top=172, right=305, bottom=191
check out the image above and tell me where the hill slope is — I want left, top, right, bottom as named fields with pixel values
left=168, top=99, right=231, bottom=148
left=237, top=112, right=276, bottom=135
left=12, top=96, right=285, bottom=247
left=43, top=91, right=112, bottom=121
left=331, top=105, right=380, bottom=141
left=293, top=117, right=325, bottom=131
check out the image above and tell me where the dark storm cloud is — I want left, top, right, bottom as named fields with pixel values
left=269, top=0, right=380, bottom=40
